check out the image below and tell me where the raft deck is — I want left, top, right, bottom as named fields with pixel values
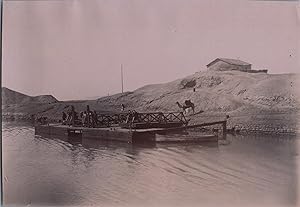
left=35, top=124, right=221, bottom=143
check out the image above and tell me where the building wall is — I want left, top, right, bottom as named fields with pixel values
left=208, top=61, right=251, bottom=71
left=247, top=69, right=268, bottom=73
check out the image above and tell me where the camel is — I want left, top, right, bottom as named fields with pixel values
left=176, top=100, right=195, bottom=114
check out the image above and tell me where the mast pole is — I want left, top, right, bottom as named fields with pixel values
left=121, top=64, right=124, bottom=94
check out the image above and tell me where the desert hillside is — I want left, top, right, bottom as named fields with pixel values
left=95, top=70, right=300, bottom=112
left=2, top=70, right=300, bottom=133
left=2, top=87, right=58, bottom=105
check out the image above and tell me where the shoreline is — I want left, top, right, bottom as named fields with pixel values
left=2, top=111, right=299, bottom=136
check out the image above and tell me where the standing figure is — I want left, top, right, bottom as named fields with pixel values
left=93, top=110, right=98, bottom=127
left=82, top=111, right=87, bottom=127
left=62, top=112, right=67, bottom=124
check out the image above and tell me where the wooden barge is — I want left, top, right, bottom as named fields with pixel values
left=35, top=108, right=227, bottom=144
left=35, top=124, right=221, bottom=143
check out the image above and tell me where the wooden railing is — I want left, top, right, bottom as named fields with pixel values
left=96, top=111, right=188, bottom=129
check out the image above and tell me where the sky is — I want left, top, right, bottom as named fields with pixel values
left=2, top=0, right=300, bottom=100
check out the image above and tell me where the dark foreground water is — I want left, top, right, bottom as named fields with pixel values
left=2, top=122, right=300, bottom=207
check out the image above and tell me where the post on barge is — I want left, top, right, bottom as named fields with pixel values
left=87, top=105, right=91, bottom=127
left=71, top=105, right=75, bottom=127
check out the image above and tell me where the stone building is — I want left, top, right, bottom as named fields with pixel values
left=206, top=58, right=251, bottom=71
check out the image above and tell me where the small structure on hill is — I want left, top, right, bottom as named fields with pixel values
left=207, top=58, right=251, bottom=71
left=206, top=58, right=268, bottom=73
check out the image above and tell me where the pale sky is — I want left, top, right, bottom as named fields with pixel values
left=2, top=0, right=300, bottom=100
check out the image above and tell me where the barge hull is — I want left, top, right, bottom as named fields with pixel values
left=35, top=125, right=133, bottom=143
left=35, top=125, right=217, bottom=143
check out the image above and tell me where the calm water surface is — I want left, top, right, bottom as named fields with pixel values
left=2, top=122, right=299, bottom=207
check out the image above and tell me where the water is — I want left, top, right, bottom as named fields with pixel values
left=2, top=122, right=299, bottom=207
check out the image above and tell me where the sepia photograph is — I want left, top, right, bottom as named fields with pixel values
left=1, top=0, right=300, bottom=206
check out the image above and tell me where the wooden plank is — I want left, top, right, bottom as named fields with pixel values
left=50, top=126, right=69, bottom=136
left=35, top=125, right=69, bottom=137
left=35, top=125, right=50, bottom=135
left=134, top=120, right=226, bottom=134
left=155, top=134, right=217, bottom=143
left=185, top=121, right=227, bottom=129
left=82, top=128, right=133, bottom=143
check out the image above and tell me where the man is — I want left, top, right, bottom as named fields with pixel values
left=82, top=111, right=87, bottom=127
left=93, top=110, right=98, bottom=127
left=62, top=112, right=67, bottom=124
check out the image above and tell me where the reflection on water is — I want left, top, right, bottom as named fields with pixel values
left=2, top=122, right=299, bottom=207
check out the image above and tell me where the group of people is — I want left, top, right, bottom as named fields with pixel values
left=62, top=106, right=99, bottom=127
left=36, top=116, right=48, bottom=125
left=61, top=104, right=128, bottom=128
left=79, top=110, right=99, bottom=127
left=61, top=107, right=78, bottom=125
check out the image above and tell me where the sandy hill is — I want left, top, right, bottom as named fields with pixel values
left=2, top=71, right=300, bottom=133
left=3, top=71, right=300, bottom=114
left=2, top=87, right=59, bottom=105
left=95, top=70, right=300, bottom=113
